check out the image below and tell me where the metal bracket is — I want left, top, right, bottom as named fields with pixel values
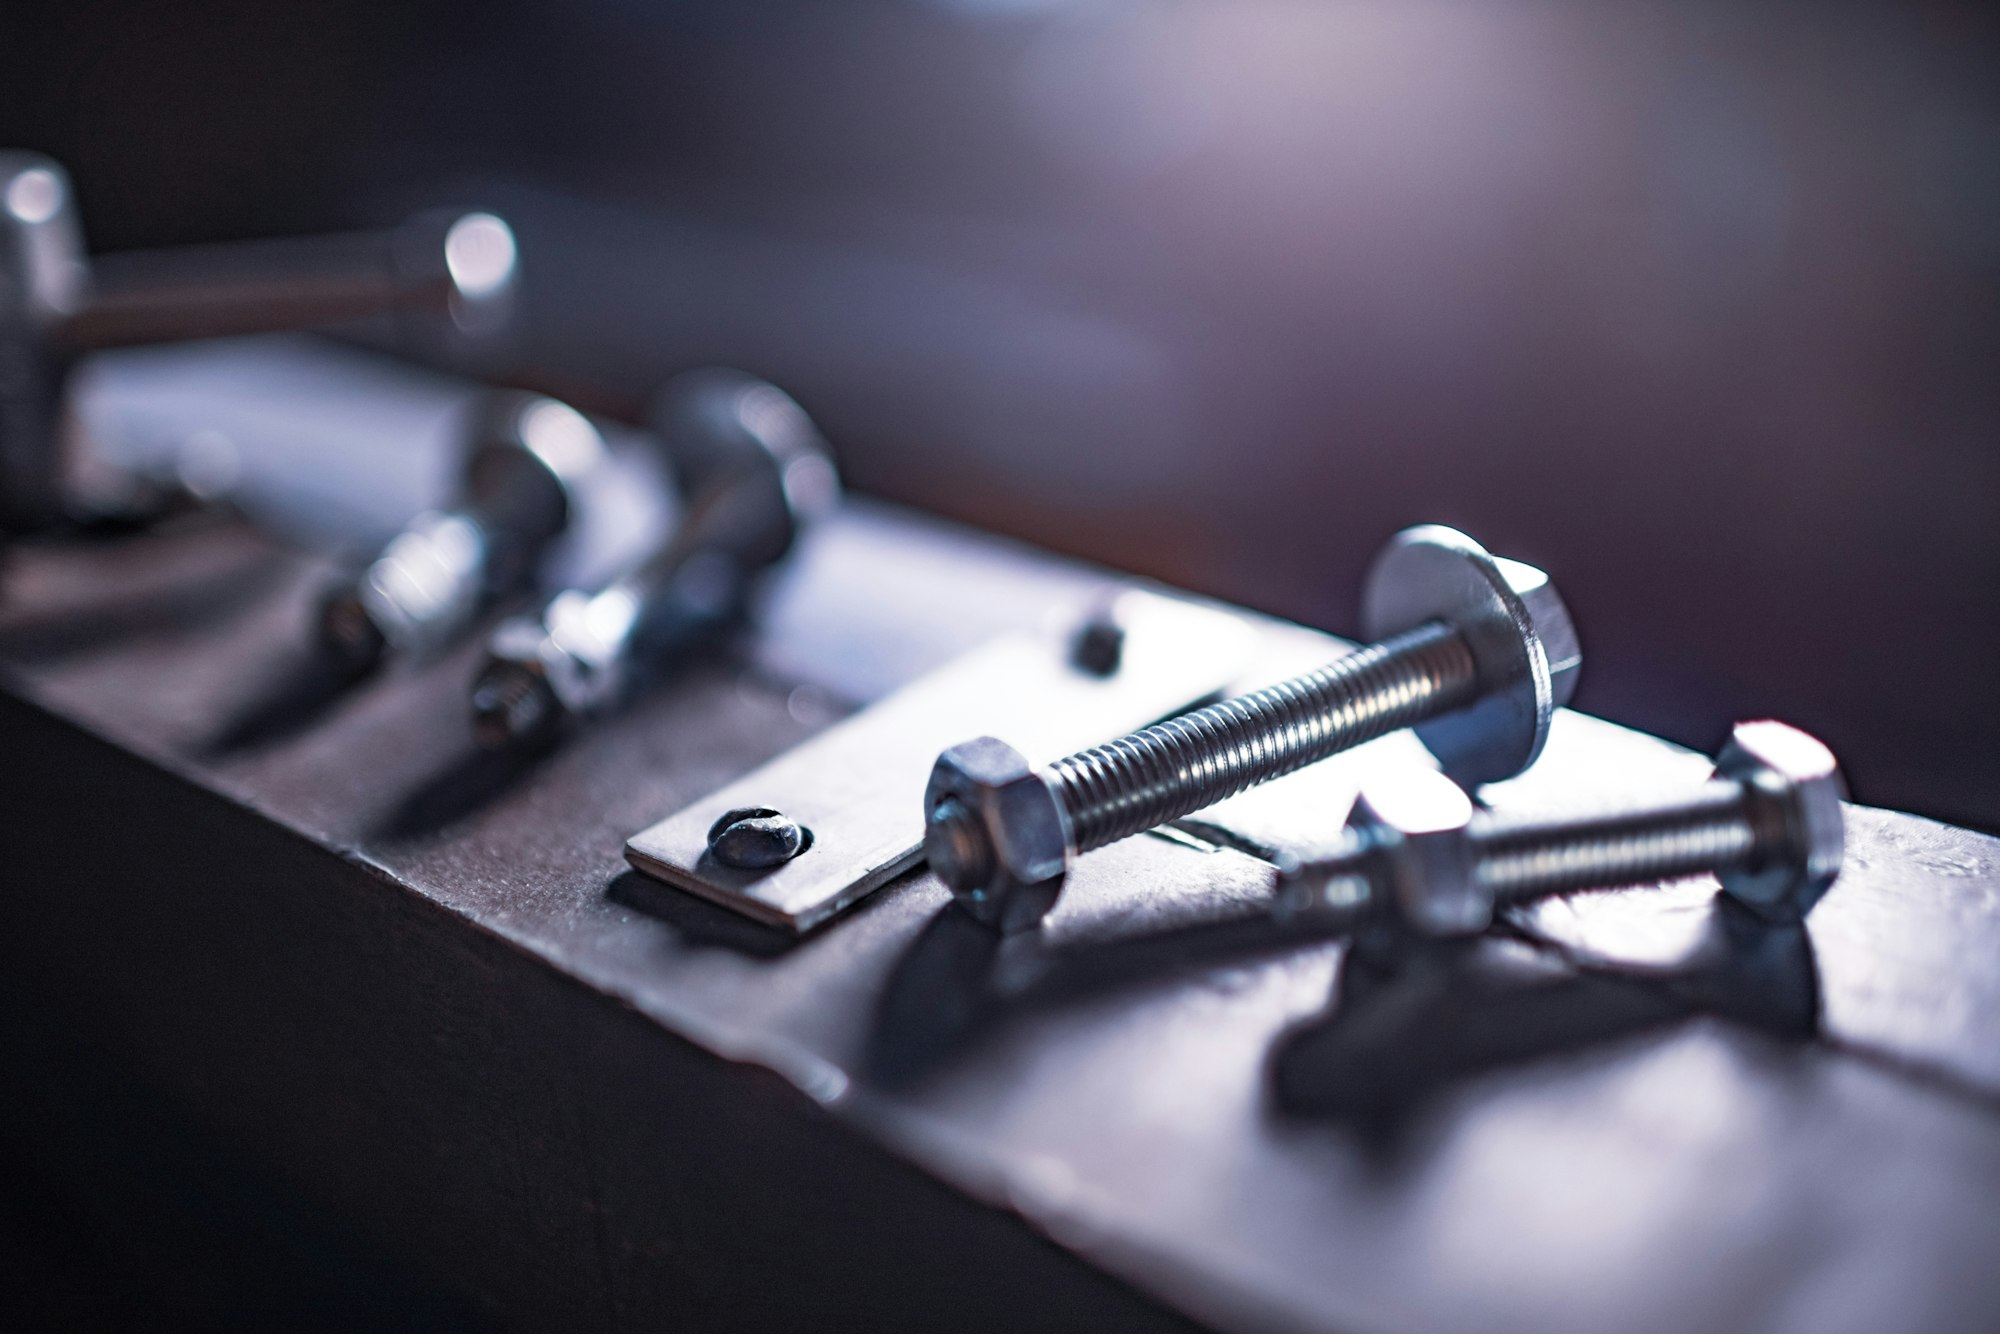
left=624, top=590, right=1257, bottom=932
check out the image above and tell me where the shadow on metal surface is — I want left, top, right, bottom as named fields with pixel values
left=1270, top=897, right=1820, bottom=1144
left=867, top=884, right=1821, bottom=1125
left=866, top=895, right=1352, bottom=1089
left=0, top=531, right=288, bottom=665
left=603, top=868, right=807, bottom=961
left=200, top=645, right=371, bottom=756
left=368, top=742, right=547, bottom=842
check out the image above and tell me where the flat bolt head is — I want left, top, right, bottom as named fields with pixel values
left=1491, top=556, right=1582, bottom=713
left=1361, top=525, right=1580, bottom=788
left=1346, top=764, right=1487, bottom=935
left=924, top=737, right=1071, bottom=933
left=1713, top=721, right=1846, bottom=921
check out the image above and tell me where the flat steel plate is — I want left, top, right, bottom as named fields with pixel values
left=624, top=589, right=1257, bottom=931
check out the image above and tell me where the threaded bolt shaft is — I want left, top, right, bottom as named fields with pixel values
left=1469, top=779, right=1777, bottom=904
left=1049, top=620, right=1477, bottom=852
left=469, top=662, right=557, bottom=750
left=1281, top=746, right=1838, bottom=932
left=927, top=526, right=1586, bottom=933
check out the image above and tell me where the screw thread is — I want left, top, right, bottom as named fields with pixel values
left=317, top=589, right=389, bottom=678
left=470, top=662, right=556, bottom=749
left=1047, top=621, right=1479, bottom=853
left=1471, top=779, right=1779, bottom=902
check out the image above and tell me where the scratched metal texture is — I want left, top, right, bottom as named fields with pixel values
left=3, top=502, right=1998, bottom=1334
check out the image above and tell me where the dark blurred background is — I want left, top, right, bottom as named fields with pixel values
left=4, top=0, right=1997, bottom=833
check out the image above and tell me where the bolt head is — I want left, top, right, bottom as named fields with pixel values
left=1346, top=764, right=1487, bottom=935
left=1713, top=721, right=1846, bottom=920
left=923, top=737, right=1071, bottom=933
left=648, top=370, right=840, bottom=573
left=390, top=208, right=518, bottom=334
left=1360, top=525, right=1580, bottom=788
left=460, top=393, right=607, bottom=557
left=1492, top=555, right=1581, bottom=712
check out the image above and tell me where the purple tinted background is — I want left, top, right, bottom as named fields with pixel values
left=7, top=0, right=1998, bottom=827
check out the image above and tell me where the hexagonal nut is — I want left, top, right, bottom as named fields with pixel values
left=1713, top=721, right=1847, bottom=921
left=1493, top=555, right=1582, bottom=712
left=1347, top=764, right=1487, bottom=935
left=923, top=737, right=1072, bottom=933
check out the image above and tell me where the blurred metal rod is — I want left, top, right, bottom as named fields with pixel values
left=57, top=210, right=516, bottom=350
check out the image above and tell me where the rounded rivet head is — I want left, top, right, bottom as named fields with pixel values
left=706, top=807, right=809, bottom=869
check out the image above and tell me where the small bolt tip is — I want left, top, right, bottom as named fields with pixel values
left=470, top=666, right=557, bottom=750
left=318, top=592, right=387, bottom=680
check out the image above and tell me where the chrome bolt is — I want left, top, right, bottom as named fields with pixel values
left=316, top=391, right=609, bottom=679
left=706, top=807, right=809, bottom=869
left=1, top=150, right=516, bottom=535
left=924, top=525, right=1581, bottom=932
left=468, top=370, right=839, bottom=750
left=1280, top=720, right=1848, bottom=934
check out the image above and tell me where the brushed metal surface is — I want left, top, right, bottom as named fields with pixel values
left=625, top=591, right=1256, bottom=931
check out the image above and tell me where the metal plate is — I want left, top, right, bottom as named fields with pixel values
left=624, top=589, right=1257, bottom=931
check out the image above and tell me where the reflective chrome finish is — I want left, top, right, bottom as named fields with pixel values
left=625, top=590, right=1258, bottom=933
left=319, top=393, right=607, bottom=677
left=1278, top=720, right=1848, bottom=932
left=470, top=371, right=839, bottom=750
left=925, top=525, right=1579, bottom=932
left=0, top=149, right=515, bottom=534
